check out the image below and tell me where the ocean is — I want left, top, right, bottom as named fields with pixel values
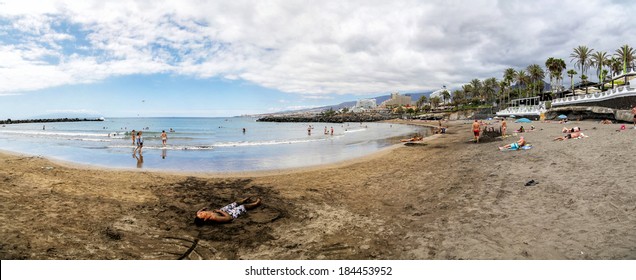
left=0, top=117, right=428, bottom=172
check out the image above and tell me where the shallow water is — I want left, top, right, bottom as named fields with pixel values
left=0, top=117, right=427, bottom=172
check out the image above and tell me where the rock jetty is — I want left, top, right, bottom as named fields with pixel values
left=257, top=113, right=392, bottom=123
left=0, top=118, right=104, bottom=125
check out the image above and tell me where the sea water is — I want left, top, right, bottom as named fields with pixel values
left=0, top=117, right=427, bottom=172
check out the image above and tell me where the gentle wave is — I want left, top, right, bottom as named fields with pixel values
left=108, top=144, right=214, bottom=150
left=0, top=130, right=110, bottom=138
left=212, top=136, right=341, bottom=147
left=343, top=128, right=366, bottom=133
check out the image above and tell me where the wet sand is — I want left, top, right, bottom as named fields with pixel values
left=1, top=120, right=635, bottom=259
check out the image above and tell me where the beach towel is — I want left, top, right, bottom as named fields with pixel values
left=500, top=144, right=532, bottom=151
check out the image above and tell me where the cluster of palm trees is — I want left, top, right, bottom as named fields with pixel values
left=416, top=44, right=635, bottom=113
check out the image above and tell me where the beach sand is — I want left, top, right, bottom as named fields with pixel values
left=1, top=120, right=635, bottom=259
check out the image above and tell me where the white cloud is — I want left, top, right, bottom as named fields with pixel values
left=0, top=0, right=635, bottom=96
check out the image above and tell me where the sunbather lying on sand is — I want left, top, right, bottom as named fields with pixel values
left=195, top=197, right=261, bottom=225
left=401, top=135, right=424, bottom=142
left=599, top=119, right=613, bottom=124
left=553, top=131, right=586, bottom=141
left=562, top=126, right=581, bottom=133
left=499, top=136, right=526, bottom=150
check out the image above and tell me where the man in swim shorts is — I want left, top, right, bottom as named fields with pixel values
left=632, top=105, right=636, bottom=127
left=195, top=197, right=261, bottom=225
left=499, top=136, right=526, bottom=150
left=472, top=119, right=480, bottom=143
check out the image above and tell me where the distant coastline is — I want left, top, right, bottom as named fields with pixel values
left=0, top=117, right=104, bottom=125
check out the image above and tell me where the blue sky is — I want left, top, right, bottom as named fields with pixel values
left=1, top=0, right=635, bottom=119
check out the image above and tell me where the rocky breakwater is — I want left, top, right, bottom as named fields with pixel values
left=0, top=117, right=104, bottom=125
left=257, top=113, right=392, bottom=123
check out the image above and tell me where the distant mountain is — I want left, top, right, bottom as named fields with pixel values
left=270, top=91, right=433, bottom=115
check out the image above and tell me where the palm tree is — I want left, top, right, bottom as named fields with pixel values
left=553, top=58, right=566, bottom=94
left=615, top=44, right=635, bottom=73
left=545, top=58, right=556, bottom=94
left=608, top=56, right=622, bottom=88
left=503, top=68, right=516, bottom=107
left=483, top=77, right=498, bottom=105
left=515, top=70, right=529, bottom=99
left=591, top=51, right=610, bottom=84
left=567, top=69, right=577, bottom=95
left=469, top=79, right=482, bottom=101
left=430, top=96, right=441, bottom=109
left=570, top=45, right=594, bottom=77
left=498, top=80, right=508, bottom=108
left=441, top=90, right=451, bottom=105
left=452, top=90, right=465, bottom=107
left=416, top=95, right=428, bottom=109
left=601, top=69, right=609, bottom=90
left=527, top=64, right=545, bottom=97
left=462, top=84, right=473, bottom=101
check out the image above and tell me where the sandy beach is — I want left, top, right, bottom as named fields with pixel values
left=1, top=120, right=635, bottom=260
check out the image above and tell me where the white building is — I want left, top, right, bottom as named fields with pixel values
left=429, top=86, right=451, bottom=104
left=351, top=98, right=377, bottom=113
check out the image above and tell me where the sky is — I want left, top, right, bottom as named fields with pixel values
left=1, top=0, right=635, bottom=119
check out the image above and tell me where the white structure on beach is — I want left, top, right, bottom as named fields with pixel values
left=551, top=74, right=636, bottom=107
left=351, top=99, right=377, bottom=113
left=381, top=92, right=413, bottom=107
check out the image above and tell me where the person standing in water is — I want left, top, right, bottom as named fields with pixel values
left=131, top=129, right=136, bottom=146
left=134, top=131, right=143, bottom=154
left=161, top=130, right=168, bottom=147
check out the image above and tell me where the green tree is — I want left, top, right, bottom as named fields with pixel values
left=430, top=96, right=441, bottom=109
left=515, top=70, right=529, bottom=98
left=608, top=56, right=622, bottom=89
left=503, top=68, right=516, bottom=107
left=483, top=77, right=498, bottom=105
left=469, top=79, right=482, bottom=101
left=441, top=90, right=451, bottom=104
left=591, top=51, right=610, bottom=84
left=570, top=45, right=594, bottom=77
left=615, top=44, right=635, bottom=73
left=416, top=95, right=428, bottom=108
left=526, top=64, right=545, bottom=97
left=554, top=58, right=566, bottom=93
left=567, top=69, right=577, bottom=95
left=451, top=90, right=465, bottom=107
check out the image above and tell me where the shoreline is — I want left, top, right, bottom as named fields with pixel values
left=0, top=119, right=435, bottom=178
left=1, top=120, right=635, bottom=259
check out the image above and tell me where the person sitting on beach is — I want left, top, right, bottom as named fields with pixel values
left=562, top=126, right=581, bottom=133
left=498, top=136, right=526, bottom=150
left=553, top=131, right=586, bottom=141
left=195, top=197, right=262, bottom=225
left=515, top=126, right=525, bottom=133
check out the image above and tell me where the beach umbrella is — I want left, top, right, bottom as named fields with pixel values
left=557, top=114, right=568, bottom=119
left=515, top=118, right=532, bottom=123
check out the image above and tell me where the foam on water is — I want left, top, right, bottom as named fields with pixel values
left=0, top=117, right=427, bottom=172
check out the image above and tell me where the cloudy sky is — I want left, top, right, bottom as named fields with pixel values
left=1, top=0, right=634, bottom=118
